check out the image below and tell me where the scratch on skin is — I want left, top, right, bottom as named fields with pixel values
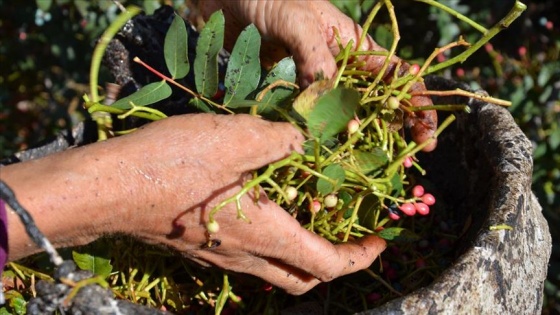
left=135, top=168, right=164, bottom=185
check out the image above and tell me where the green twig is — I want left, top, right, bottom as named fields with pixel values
left=426, top=1, right=527, bottom=74
left=89, top=6, right=142, bottom=103
left=414, top=0, right=487, bottom=33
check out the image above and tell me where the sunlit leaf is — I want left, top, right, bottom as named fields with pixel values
left=292, top=79, right=333, bottom=121
left=72, top=251, right=113, bottom=278
left=194, top=10, right=224, bottom=97
left=224, top=24, right=261, bottom=104
left=111, top=81, right=171, bottom=110
left=317, top=163, right=345, bottom=195
left=164, top=14, right=189, bottom=79
left=258, top=57, right=297, bottom=113
left=308, top=87, right=360, bottom=143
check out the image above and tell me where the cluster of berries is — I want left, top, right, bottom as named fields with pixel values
left=388, top=185, right=436, bottom=220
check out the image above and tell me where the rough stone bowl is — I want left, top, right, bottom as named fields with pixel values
left=361, top=76, right=552, bottom=314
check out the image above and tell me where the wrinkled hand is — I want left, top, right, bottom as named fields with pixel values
left=118, top=114, right=385, bottom=294
left=198, top=0, right=437, bottom=151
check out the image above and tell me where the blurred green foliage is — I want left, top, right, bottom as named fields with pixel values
left=1, top=0, right=558, bottom=313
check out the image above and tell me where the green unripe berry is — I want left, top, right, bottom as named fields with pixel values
left=324, top=194, right=338, bottom=208
left=387, top=96, right=400, bottom=110
left=206, top=220, right=220, bottom=234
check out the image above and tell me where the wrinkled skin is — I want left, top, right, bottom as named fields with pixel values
left=4, top=114, right=385, bottom=295
left=198, top=0, right=438, bottom=151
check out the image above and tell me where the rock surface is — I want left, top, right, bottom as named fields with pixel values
left=360, top=76, right=552, bottom=314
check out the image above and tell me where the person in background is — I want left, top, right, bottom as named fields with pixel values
left=0, top=0, right=436, bottom=295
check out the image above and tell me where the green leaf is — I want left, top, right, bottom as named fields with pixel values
left=373, top=25, right=394, bottom=50
left=142, top=0, right=161, bottom=15
left=389, top=172, right=403, bottom=196
left=317, top=163, right=345, bottom=195
left=549, top=128, right=560, bottom=150
left=224, top=24, right=261, bottom=104
left=292, top=80, right=333, bottom=121
left=357, top=194, right=380, bottom=229
left=258, top=57, right=297, bottom=113
left=3, top=291, right=26, bottom=315
left=308, top=87, right=360, bottom=143
left=164, top=14, right=189, bottom=79
left=189, top=97, right=214, bottom=113
left=226, top=99, right=263, bottom=109
left=36, top=0, right=52, bottom=11
left=72, top=251, right=113, bottom=278
left=111, top=81, right=172, bottom=110
left=378, top=227, right=420, bottom=242
left=354, top=148, right=389, bottom=174
left=194, top=10, right=224, bottom=97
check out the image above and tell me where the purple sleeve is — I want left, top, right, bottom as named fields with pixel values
left=0, top=198, right=7, bottom=271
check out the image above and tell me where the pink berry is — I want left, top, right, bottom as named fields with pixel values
left=546, top=21, right=553, bottom=30
left=412, top=185, right=425, bottom=197
left=388, top=212, right=400, bottom=220
left=403, top=156, right=413, bottom=168
left=398, top=203, right=416, bottom=216
left=422, top=193, right=436, bottom=206
left=310, top=200, right=322, bottom=213
left=485, top=43, right=494, bottom=52
left=456, top=68, right=465, bottom=77
left=518, top=46, right=527, bottom=57
left=414, top=202, right=430, bottom=215
left=409, top=64, right=420, bottom=75
left=347, top=119, right=360, bottom=134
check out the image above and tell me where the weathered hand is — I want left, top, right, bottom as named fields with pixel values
left=197, top=0, right=437, bottom=151
left=4, top=114, right=384, bottom=294
left=106, top=114, right=386, bottom=295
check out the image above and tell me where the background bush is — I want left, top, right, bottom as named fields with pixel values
left=1, top=0, right=558, bottom=312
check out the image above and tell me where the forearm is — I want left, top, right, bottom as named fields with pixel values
left=1, top=141, right=130, bottom=261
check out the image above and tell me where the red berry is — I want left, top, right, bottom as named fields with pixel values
left=456, top=68, right=465, bottom=77
left=398, top=203, right=416, bottom=216
left=422, top=193, right=436, bottom=206
left=414, top=202, right=430, bottom=215
left=263, top=283, right=273, bottom=292
left=403, top=156, right=413, bottom=168
left=415, top=258, right=426, bottom=269
left=388, top=212, right=400, bottom=220
left=412, top=185, right=425, bottom=197
left=366, top=292, right=382, bottom=303
left=518, top=46, right=527, bottom=57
